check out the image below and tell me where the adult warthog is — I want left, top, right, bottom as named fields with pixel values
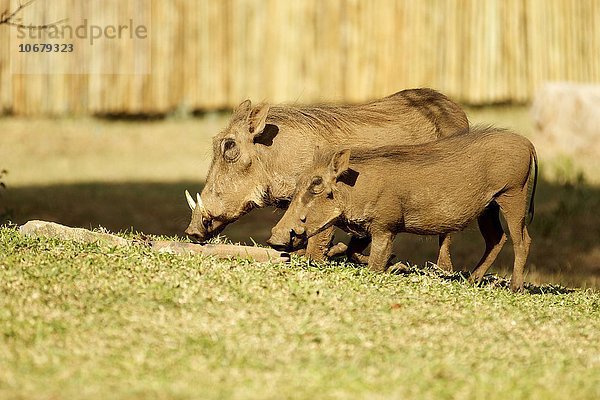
left=185, top=88, right=468, bottom=267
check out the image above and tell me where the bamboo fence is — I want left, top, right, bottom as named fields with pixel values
left=0, top=0, right=599, bottom=115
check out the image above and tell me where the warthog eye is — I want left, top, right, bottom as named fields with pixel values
left=221, top=139, right=240, bottom=162
left=309, top=176, right=324, bottom=195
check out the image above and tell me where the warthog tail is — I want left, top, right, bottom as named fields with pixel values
left=527, top=148, right=539, bottom=225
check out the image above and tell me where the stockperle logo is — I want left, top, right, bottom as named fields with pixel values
left=8, top=0, right=151, bottom=75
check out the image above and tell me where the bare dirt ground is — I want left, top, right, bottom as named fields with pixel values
left=1, top=107, right=599, bottom=288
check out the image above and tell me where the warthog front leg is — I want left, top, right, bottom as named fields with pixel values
left=305, top=226, right=335, bottom=261
left=368, top=230, right=394, bottom=272
left=326, top=236, right=371, bottom=264
left=326, top=242, right=348, bottom=258
left=346, top=236, right=371, bottom=264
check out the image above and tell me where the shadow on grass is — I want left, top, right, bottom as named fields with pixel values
left=0, top=180, right=284, bottom=246
left=386, top=264, right=576, bottom=295
left=1, top=178, right=599, bottom=289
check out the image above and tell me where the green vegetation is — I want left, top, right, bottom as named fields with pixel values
left=0, top=108, right=599, bottom=397
left=1, top=227, right=598, bottom=399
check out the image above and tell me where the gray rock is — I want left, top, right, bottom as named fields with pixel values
left=19, top=220, right=130, bottom=247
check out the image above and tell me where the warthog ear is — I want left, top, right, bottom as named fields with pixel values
left=328, top=149, right=351, bottom=180
left=247, top=104, right=270, bottom=137
left=232, top=99, right=252, bottom=121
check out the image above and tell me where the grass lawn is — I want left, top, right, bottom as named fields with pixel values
left=0, top=107, right=599, bottom=398
left=1, top=227, right=599, bottom=399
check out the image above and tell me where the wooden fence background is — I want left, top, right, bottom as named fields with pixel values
left=1, top=0, right=599, bottom=115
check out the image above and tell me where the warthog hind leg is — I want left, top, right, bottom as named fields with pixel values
left=470, top=203, right=507, bottom=284
left=496, top=189, right=532, bottom=292
left=436, top=233, right=454, bottom=271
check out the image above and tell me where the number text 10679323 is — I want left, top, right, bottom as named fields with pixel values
left=18, top=43, right=74, bottom=53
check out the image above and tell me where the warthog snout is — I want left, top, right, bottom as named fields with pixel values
left=267, top=225, right=306, bottom=252
left=184, top=190, right=230, bottom=242
left=266, top=237, right=289, bottom=252
left=184, top=224, right=203, bottom=241
left=185, top=218, right=227, bottom=243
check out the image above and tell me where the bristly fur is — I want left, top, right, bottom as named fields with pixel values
left=345, top=125, right=508, bottom=164
left=264, top=88, right=467, bottom=137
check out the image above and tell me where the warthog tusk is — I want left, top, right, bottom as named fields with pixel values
left=185, top=190, right=196, bottom=210
left=196, top=193, right=204, bottom=209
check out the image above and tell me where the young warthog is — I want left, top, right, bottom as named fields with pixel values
left=185, top=89, right=469, bottom=267
left=267, top=126, right=538, bottom=292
